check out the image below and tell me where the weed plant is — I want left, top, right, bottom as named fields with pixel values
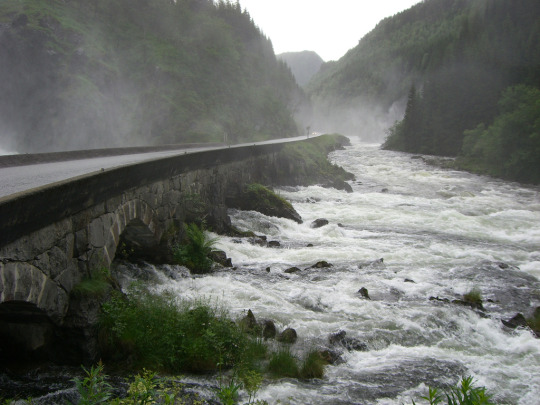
left=173, top=223, right=217, bottom=274
left=412, top=376, right=494, bottom=405
left=69, top=362, right=112, bottom=405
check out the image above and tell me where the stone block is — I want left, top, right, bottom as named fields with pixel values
left=88, top=217, right=106, bottom=248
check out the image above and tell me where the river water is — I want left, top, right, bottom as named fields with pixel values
left=4, top=138, right=539, bottom=404
left=142, top=138, right=540, bottom=404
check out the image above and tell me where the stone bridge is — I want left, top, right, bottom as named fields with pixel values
left=0, top=140, right=312, bottom=361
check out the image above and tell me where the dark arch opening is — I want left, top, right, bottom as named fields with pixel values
left=0, top=301, right=56, bottom=364
left=117, top=218, right=169, bottom=263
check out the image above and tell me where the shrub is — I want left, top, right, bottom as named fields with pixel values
left=173, top=222, right=217, bottom=274
left=99, top=286, right=249, bottom=373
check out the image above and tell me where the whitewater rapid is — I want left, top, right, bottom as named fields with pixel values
left=141, top=138, right=540, bottom=404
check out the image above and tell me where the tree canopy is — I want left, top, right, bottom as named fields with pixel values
left=0, top=0, right=305, bottom=152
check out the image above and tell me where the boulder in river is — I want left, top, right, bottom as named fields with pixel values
left=358, top=287, right=371, bottom=300
left=310, top=218, right=329, bottom=228
left=284, top=266, right=301, bottom=274
left=262, top=319, right=277, bottom=340
left=310, top=261, right=333, bottom=269
left=208, top=250, right=233, bottom=267
left=277, top=327, right=297, bottom=344
left=502, top=313, right=528, bottom=329
left=328, top=330, right=368, bottom=351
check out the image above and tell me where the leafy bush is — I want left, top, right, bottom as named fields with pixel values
left=173, top=223, right=218, bottom=274
left=100, top=286, right=250, bottom=373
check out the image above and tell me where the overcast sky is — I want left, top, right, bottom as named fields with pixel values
left=237, top=0, right=421, bottom=61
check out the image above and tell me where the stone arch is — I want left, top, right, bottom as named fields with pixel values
left=85, top=198, right=161, bottom=269
left=0, top=262, right=69, bottom=325
left=0, top=262, right=68, bottom=362
left=112, top=199, right=163, bottom=263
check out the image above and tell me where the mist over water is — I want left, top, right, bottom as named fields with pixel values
left=133, top=138, right=540, bottom=404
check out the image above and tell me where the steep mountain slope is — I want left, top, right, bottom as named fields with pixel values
left=0, top=0, right=305, bottom=153
left=307, top=0, right=540, bottom=146
left=278, top=51, right=324, bottom=87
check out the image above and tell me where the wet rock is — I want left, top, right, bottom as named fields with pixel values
left=277, top=327, right=297, bottom=344
left=358, top=258, right=385, bottom=269
left=358, top=287, right=371, bottom=300
left=310, top=261, right=333, bottom=269
left=328, top=330, right=368, bottom=351
left=239, top=309, right=259, bottom=334
left=317, top=348, right=344, bottom=365
left=381, top=188, right=389, bottom=193
left=262, top=319, right=277, bottom=339
left=324, top=179, right=353, bottom=193
left=227, top=184, right=303, bottom=224
left=502, top=313, right=528, bottom=329
left=404, top=278, right=416, bottom=283
left=284, top=266, right=301, bottom=274
left=429, top=296, right=450, bottom=303
left=267, top=240, right=281, bottom=248
left=452, top=299, right=485, bottom=311
left=208, top=250, right=232, bottom=267
left=248, top=235, right=267, bottom=246
left=310, top=218, right=329, bottom=228
left=306, top=243, right=314, bottom=247
left=265, top=267, right=271, bottom=272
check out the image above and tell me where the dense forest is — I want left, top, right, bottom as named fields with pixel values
left=277, top=51, right=324, bottom=87
left=308, top=0, right=540, bottom=183
left=0, top=0, right=305, bottom=153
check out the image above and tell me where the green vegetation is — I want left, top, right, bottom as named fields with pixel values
left=100, top=286, right=255, bottom=373
left=277, top=134, right=354, bottom=187
left=306, top=0, right=540, bottom=183
left=173, top=223, right=218, bottom=274
left=71, top=267, right=114, bottom=298
left=299, top=350, right=326, bottom=379
left=412, top=376, right=494, bottom=405
left=267, top=348, right=299, bottom=378
left=375, top=0, right=540, bottom=183
left=0, top=0, right=305, bottom=152
left=70, top=362, right=112, bottom=405
left=463, top=288, right=483, bottom=307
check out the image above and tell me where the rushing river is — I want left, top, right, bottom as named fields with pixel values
left=131, top=138, right=540, bottom=404
left=4, top=138, right=539, bottom=404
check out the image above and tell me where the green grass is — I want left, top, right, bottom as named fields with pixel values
left=299, top=350, right=327, bottom=379
left=463, top=288, right=483, bottom=306
left=71, top=267, right=113, bottom=298
left=267, top=348, right=299, bottom=378
left=99, top=286, right=254, bottom=373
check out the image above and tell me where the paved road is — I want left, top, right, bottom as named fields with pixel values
left=0, top=135, right=314, bottom=199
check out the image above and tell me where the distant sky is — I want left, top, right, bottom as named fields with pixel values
left=237, top=0, right=421, bottom=61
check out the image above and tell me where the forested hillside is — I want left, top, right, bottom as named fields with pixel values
left=0, top=0, right=305, bottom=153
left=278, top=51, right=324, bottom=87
left=308, top=0, right=540, bottom=183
